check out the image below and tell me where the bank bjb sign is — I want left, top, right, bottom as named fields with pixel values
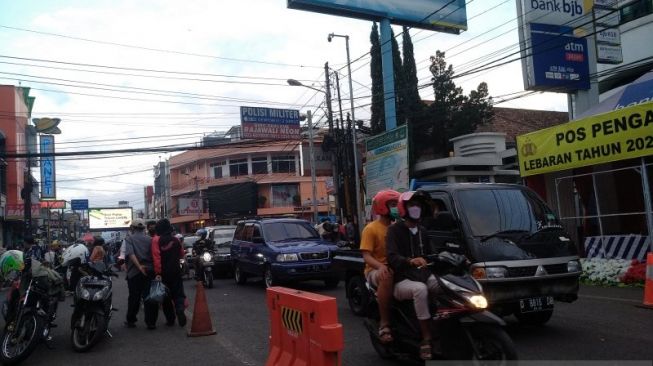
left=517, top=102, right=653, bottom=177
left=519, top=0, right=588, bottom=26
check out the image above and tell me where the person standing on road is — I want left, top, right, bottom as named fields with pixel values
left=360, top=189, right=401, bottom=344
left=152, top=218, right=187, bottom=328
left=124, top=219, right=157, bottom=329
left=146, top=220, right=157, bottom=238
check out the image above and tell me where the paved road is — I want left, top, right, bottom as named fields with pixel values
left=11, top=274, right=653, bottom=365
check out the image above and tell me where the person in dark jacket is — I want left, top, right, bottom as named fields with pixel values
left=152, top=218, right=187, bottom=328
left=386, top=191, right=439, bottom=360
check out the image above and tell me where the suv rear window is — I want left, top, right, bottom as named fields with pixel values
left=263, top=221, right=319, bottom=243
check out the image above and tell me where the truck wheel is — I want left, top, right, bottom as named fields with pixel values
left=515, top=309, right=554, bottom=325
left=234, top=262, right=247, bottom=285
left=347, top=276, right=370, bottom=316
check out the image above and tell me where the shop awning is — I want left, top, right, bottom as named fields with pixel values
left=577, top=70, right=653, bottom=119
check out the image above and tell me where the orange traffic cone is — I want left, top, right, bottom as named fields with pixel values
left=642, top=253, right=653, bottom=309
left=187, top=281, right=216, bottom=337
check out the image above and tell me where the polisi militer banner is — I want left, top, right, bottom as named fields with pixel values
left=240, top=106, right=300, bottom=140
left=288, top=0, right=467, bottom=33
left=517, top=102, right=653, bottom=177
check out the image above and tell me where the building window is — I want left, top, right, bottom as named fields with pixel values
left=252, top=156, right=268, bottom=175
left=272, top=155, right=296, bottom=173
left=621, top=0, right=653, bottom=24
left=271, top=184, right=300, bottom=207
left=229, top=158, right=248, bottom=177
left=210, top=161, right=224, bottom=179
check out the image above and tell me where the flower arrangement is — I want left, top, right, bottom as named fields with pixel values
left=579, top=258, right=631, bottom=286
left=620, top=259, right=646, bottom=285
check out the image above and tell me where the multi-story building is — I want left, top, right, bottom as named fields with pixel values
left=168, top=136, right=332, bottom=233
left=0, top=85, right=39, bottom=248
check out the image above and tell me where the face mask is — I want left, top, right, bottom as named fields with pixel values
left=409, top=227, right=418, bottom=235
left=408, top=206, right=421, bottom=220
left=389, top=207, right=400, bottom=219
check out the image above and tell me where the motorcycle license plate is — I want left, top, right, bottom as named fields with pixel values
left=519, top=296, right=554, bottom=313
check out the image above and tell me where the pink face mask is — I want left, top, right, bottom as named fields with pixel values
left=407, top=206, right=421, bottom=220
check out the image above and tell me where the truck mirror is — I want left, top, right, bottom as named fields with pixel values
left=433, top=212, right=457, bottom=231
left=252, top=236, right=265, bottom=244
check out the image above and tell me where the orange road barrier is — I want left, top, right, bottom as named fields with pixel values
left=643, top=253, right=653, bottom=309
left=266, top=287, right=343, bottom=366
left=188, top=281, right=217, bottom=337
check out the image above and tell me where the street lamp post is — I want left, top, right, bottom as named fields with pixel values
left=287, top=80, right=321, bottom=224
left=328, top=32, right=364, bottom=232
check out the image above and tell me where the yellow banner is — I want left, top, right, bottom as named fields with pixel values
left=517, top=102, right=653, bottom=177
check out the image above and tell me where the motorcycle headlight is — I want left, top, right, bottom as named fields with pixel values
left=79, top=288, right=91, bottom=300
left=93, top=288, right=107, bottom=301
left=276, top=253, right=298, bottom=262
left=180, top=259, right=185, bottom=264
left=467, top=295, right=488, bottom=309
left=202, top=252, right=212, bottom=262
left=567, top=260, right=581, bottom=273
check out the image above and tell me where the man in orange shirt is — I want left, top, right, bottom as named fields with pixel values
left=360, top=189, right=400, bottom=344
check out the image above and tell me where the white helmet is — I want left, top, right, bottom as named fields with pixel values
left=61, top=243, right=89, bottom=267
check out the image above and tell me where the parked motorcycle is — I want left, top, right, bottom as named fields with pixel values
left=0, top=261, right=64, bottom=365
left=70, top=261, right=118, bottom=352
left=365, top=252, right=518, bottom=362
left=194, top=249, right=214, bottom=288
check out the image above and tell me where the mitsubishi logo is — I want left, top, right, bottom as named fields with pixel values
left=535, top=265, right=548, bottom=277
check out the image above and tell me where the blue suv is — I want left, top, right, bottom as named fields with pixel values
left=230, top=218, right=340, bottom=288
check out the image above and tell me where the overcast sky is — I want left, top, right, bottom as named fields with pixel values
left=0, top=0, right=567, bottom=210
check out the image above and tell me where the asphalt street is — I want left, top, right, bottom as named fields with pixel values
left=9, top=273, right=653, bottom=366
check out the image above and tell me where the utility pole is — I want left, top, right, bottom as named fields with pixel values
left=324, top=62, right=338, bottom=217
left=307, top=110, right=318, bottom=223
left=334, top=71, right=347, bottom=217
left=22, top=166, right=32, bottom=239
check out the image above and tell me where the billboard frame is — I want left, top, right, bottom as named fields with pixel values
left=87, top=207, right=133, bottom=231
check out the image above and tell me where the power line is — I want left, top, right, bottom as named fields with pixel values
left=0, top=25, right=322, bottom=69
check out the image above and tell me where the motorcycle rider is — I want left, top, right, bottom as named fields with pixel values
left=192, top=228, right=212, bottom=281
left=360, top=189, right=401, bottom=344
left=386, top=190, right=438, bottom=360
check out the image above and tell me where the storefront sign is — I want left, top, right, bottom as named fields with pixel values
left=365, top=125, right=409, bottom=203
left=5, top=204, right=41, bottom=220
left=597, top=44, right=623, bottom=64
left=517, top=102, right=653, bottom=177
left=40, top=200, right=66, bottom=209
left=596, top=27, right=620, bottom=45
left=178, top=198, right=203, bottom=215
left=40, top=135, right=56, bottom=199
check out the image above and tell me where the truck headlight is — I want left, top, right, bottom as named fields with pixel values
left=485, top=267, right=507, bottom=279
left=467, top=295, right=488, bottom=309
left=276, top=253, right=298, bottom=262
left=567, top=260, right=581, bottom=272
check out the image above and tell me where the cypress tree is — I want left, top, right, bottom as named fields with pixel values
left=390, top=28, right=405, bottom=126
left=369, top=22, right=385, bottom=135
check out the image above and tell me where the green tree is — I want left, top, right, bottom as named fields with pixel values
left=425, top=51, right=494, bottom=158
left=369, top=22, right=385, bottom=135
left=390, top=28, right=405, bottom=127
left=401, top=27, right=421, bottom=118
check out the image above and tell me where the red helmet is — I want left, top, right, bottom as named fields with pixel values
left=397, top=190, right=430, bottom=218
left=371, top=189, right=400, bottom=216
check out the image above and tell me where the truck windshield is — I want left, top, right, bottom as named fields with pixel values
left=457, top=188, right=560, bottom=238
left=263, top=222, right=320, bottom=243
